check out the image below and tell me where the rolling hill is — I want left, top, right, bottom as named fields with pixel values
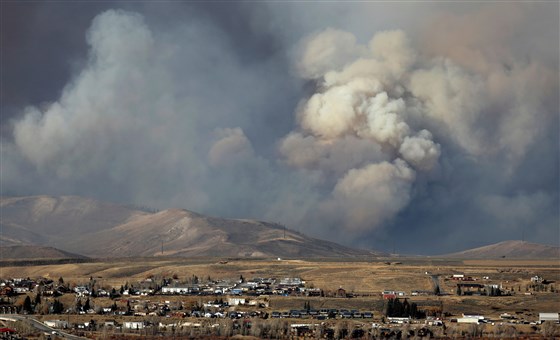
left=443, top=240, right=560, bottom=259
left=0, top=195, right=377, bottom=258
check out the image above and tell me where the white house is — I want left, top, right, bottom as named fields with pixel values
left=387, top=317, right=410, bottom=324
left=279, top=278, right=304, bottom=286
left=539, top=313, right=559, bottom=323
left=228, top=297, right=246, bottom=306
left=457, top=317, right=480, bottom=324
left=123, top=321, right=144, bottom=329
left=531, top=276, right=543, bottom=283
left=161, top=286, right=191, bottom=294
left=458, top=315, right=485, bottom=324
left=44, top=320, right=68, bottom=328
left=74, top=286, right=90, bottom=295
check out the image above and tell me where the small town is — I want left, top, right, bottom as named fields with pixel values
left=1, top=268, right=558, bottom=339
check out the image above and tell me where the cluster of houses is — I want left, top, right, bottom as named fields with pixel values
left=159, top=277, right=317, bottom=297
left=0, top=278, right=40, bottom=295
left=0, top=277, right=85, bottom=297
left=36, top=311, right=559, bottom=338
left=0, top=276, right=318, bottom=301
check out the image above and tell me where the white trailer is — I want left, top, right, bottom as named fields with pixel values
left=539, top=313, right=559, bottom=323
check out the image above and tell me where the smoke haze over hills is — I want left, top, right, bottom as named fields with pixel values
left=1, top=2, right=558, bottom=254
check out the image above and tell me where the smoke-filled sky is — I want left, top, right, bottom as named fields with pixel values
left=1, top=2, right=558, bottom=254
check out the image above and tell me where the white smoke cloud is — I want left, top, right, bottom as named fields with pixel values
left=279, top=132, right=387, bottom=178
left=281, top=29, right=443, bottom=232
left=360, top=92, right=409, bottom=148
left=321, top=159, right=415, bottom=232
left=408, top=58, right=488, bottom=156
left=399, top=130, right=441, bottom=171
left=297, top=28, right=367, bottom=79
left=369, top=30, right=416, bottom=80
left=208, top=128, right=254, bottom=167
left=13, top=10, right=161, bottom=178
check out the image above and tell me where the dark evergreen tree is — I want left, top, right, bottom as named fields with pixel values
left=403, top=299, right=410, bottom=317
left=394, top=298, right=403, bottom=317
left=52, top=299, right=64, bottom=314
left=84, top=298, right=91, bottom=311
left=385, top=298, right=394, bottom=317
left=22, top=296, right=33, bottom=314
left=410, top=303, right=418, bottom=318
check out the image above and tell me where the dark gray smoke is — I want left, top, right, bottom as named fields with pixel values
left=2, top=2, right=558, bottom=254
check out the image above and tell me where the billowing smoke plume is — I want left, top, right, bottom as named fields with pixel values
left=281, top=29, right=441, bottom=232
left=278, top=14, right=557, bottom=244
left=2, top=3, right=558, bottom=253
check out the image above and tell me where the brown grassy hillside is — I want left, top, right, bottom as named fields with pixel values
left=443, top=240, right=560, bottom=259
left=0, top=245, right=87, bottom=260
left=0, top=196, right=376, bottom=258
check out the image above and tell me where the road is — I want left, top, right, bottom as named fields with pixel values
left=430, top=275, right=442, bottom=295
left=0, top=314, right=89, bottom=339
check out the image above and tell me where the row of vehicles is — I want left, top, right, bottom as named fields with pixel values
left=271, top=309, right=374, bottom=319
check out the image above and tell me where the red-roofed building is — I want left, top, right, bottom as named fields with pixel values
left=0, top=327, right=17, bottom=334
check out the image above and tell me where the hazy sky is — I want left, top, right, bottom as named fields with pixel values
left=1, top=2, right=558, bottom=254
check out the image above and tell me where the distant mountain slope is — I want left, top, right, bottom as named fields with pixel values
left=0, top=195, right=146, bottom=245
left=0, top=245, right=87, bottom=260
left=444, top=240, right=560, bottom=259
left=0, top=196, right=377, bottom=258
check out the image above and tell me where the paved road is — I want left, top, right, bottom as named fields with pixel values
left=0, top=314, right=89, bottom=339
left=430, top=275, right=441, bottom=295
